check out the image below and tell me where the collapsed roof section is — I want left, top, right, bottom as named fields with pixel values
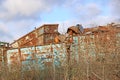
left=10, top=23, right=120, bottom=48
left=84, top=23, right=120, bottom=35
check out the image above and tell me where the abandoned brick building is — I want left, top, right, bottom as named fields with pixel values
left=11, top=24, right=59, bottom=48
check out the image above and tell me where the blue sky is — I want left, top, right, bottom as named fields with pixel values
left=0, top=0, right=120, bottom=42
left=41, top=7, right=75, bottom=22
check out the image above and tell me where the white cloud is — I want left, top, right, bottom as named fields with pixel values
left=63, top=1, right=102, bottom=22
left=85, top=3, right=101, bottom=17
left=0, top=19, right=42, bottom=42
left=0, top=0, right=66, bottom=42
left=82, top=16, right=117, bottom=27
left=0, top=0, right=65, bottom=21
left=109, top=0, right=120, bottom=17
left=0, top=0, right=120, bottom=42
left=0, top=22, right=13, bottom=42
left=0, top=0, right=47, bottom=20
left=56, top=16, right=117, bottom=33
left=77, top=3, right=101, bottom=21
left=0, top=23, right=8, bottom=32
left=62, top=0, right=119, bottom=28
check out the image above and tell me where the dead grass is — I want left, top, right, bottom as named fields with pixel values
left=0, top=30, right=120, bottom=80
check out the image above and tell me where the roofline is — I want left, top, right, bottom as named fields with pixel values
left=11, top=24, right=59, bottom=45
left=0, top=41, right=9, bottom=44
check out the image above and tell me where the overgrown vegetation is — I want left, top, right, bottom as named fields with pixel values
left=0, top=28, right=120, bottom=80
left=0, top=57, right=120, bottom=80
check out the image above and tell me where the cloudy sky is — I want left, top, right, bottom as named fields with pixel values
left=0, top=0, right=120, bottom=43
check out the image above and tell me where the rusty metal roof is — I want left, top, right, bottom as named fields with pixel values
left=67, top=26, right=81, bottom=34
